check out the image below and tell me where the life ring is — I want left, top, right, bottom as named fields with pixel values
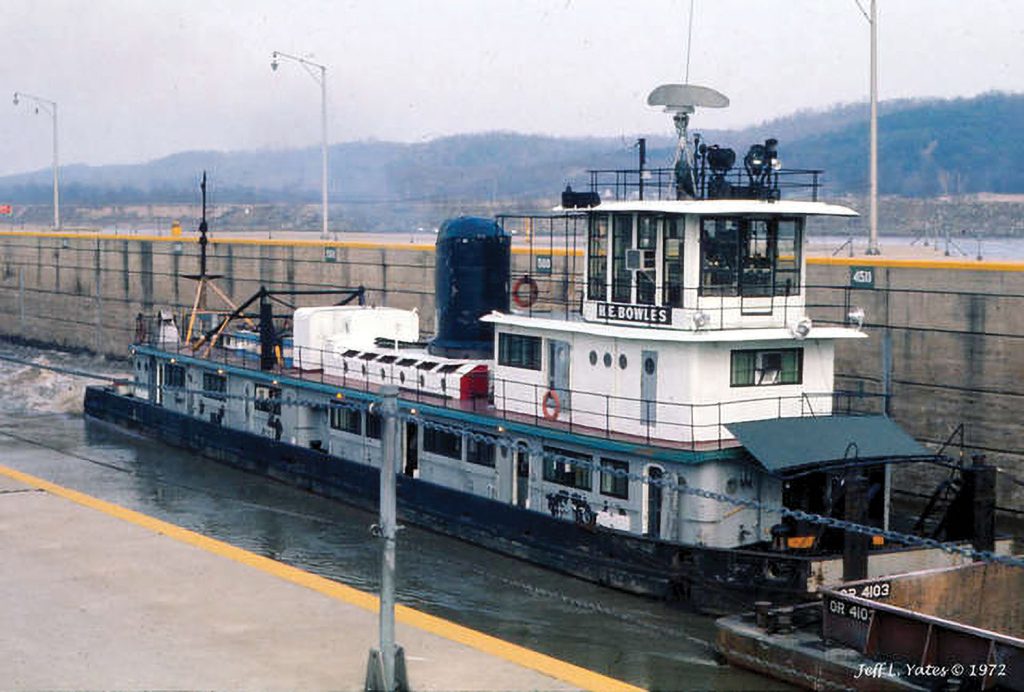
left=512, top=275, right=539, bottom=309
left=542, top=390, right=560, bottom=420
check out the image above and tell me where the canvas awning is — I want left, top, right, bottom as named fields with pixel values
left=725, top=415, right=932, bottom=476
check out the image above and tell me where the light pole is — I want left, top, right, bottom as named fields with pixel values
left=13, top=91, right=60, bottom=230
left=854, top=0, right=880, bottom=255
left=271, top=51, right=329, bottom=239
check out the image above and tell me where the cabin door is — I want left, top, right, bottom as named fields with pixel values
left=646, top=466, right=664, bottom=538
left=640, top=350, right=657, bottom=426
left=154, top=360, right=165, bottom=406
left=514, top=448, right=530, bottom=509
left=404, top=423, right=419, bottom=477
left=548, top=340, right=571, bottom=411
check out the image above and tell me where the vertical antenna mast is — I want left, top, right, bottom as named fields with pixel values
left=684, top=0, right=696, bottom=84
left=199, top=171, right=209, bottom=278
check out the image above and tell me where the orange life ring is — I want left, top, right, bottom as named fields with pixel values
left=512, top=275, right=539, bottom=309
left=542, top=390, right=561, bottom=420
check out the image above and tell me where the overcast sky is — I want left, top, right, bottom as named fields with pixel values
left=1, top=0, right=1021, bottom=176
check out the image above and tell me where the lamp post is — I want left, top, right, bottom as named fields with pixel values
left=854, top=0, right=881, bottom=255
left=271, top=51, right=329, bottom=239
left=13, top=92, right=60, bottom=230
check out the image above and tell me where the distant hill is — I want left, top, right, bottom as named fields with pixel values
left=1, top=92, right=1021, bottom=208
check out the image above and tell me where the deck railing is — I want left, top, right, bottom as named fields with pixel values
left=132, top=334, right=887, bottom=451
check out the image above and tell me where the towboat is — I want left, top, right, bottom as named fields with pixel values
left=85, top=85, right=1002, bottom=614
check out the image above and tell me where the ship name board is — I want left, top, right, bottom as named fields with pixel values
left=595, top=302, right=671, bottom=325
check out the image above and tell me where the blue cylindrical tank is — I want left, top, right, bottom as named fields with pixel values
left=429, top=216, right=510, bottom=358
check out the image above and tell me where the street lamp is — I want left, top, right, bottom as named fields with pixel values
left=854, top=0, right=880, bottom=255
left=270, top=50, right=330, bottom=239
left=13, top=91, right=60, bottom=230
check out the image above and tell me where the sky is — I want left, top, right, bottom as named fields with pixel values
left=0, top=0, right=1021, bottom=176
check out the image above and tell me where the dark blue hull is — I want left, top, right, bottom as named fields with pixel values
left=84, top=385, right=814, bottom=615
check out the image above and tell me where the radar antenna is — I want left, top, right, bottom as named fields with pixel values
left=647, top=84, right=729, bottom=199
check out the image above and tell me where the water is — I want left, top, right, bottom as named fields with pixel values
left=0, top=345, right=790, bottom=691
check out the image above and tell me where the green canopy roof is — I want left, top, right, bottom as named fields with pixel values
left=726, top=415, right=931, bottom=475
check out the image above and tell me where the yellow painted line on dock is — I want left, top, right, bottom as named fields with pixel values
left=0, top=462, right=642, bottom=692
left=807, top=256, right=1024, bottom=272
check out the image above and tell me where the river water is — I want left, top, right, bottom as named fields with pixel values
left=0, top=345, right=789, bottom=691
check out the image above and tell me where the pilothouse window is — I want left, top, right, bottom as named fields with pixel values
left=700, top=217, right=803, bottom=297
left=587, top=214, right=608, bottom=301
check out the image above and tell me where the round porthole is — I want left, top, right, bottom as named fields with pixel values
left=644, top=357, right=656, bottom=375
left=619, top=354, right=628, bottom=370
left=603, top=353, right=612, bottom=368
left=589, top=350, right=598, bottom=366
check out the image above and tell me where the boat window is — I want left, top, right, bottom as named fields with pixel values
left=164, top=364, right=186, bottom=389
left=587, top=214, right=609, bottom=301
left=202, top=372, right=226, bottom=399
left=343, top=349, right=361, bottom=358
left=662, top=215, right=684, bottom=307
left=700, top=217, right=741, bottom=296
left=416, top=361, right=438, bottom=371
left=542, top=447, right=592, bottom=491
left=611, top=214, right=633, bottom=303
left=600, top=458, right=629, bottom=499
left=730, top=348, right=803, bottom=386
left=397, top=358, right=419, bottom=367
left=700, top=216, right=803, bottom=297
left=466, top=438, right=496, bottom=468
left=423, top=426, right=462, bottom=460
left=636, top=215, right=658, bottom=305
left=775, top=218, right=802, bottom=294
left=740, top=219, right=773, bottom=297
left=377, top=355, right=398, bottom=364
left=437, top=363, right=462, bottom=374
left=329, top=405, right=362, bottom=434
left=254, top=384, right=281, bottom=415
left=498, top=333, right=542, bottom=371
left=359, top=353, right=378, bottom=361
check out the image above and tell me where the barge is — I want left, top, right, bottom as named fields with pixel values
left=85, top=84, right=996, bottom=614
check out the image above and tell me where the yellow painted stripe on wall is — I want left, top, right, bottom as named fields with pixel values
left=807, top=256, right=1024, bottom=273
left=5, top=229, right=1022, bottom=272
left=0, top=462, right=643, bottom=692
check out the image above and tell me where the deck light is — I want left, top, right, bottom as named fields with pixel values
left=497, top=425, right=506, bottom=434
left=790, top=318, right=813, bottom=340
left=169, top=358, right=176, bottom=364
left=690, top=311, right=711, bottom=331
left=409, top=408, right=418, bottom=416
left=272, top=379, right=279, bottom=385
left=335, top=392, right=344, bottom=399
left=217, top=368, right=225, bottom=375
left=847, top=307, right=865, bottom=331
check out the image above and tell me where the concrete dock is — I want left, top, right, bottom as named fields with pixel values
left=0, top=464, right=640, bottom=692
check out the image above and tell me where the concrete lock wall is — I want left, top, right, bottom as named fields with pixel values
left=0, top=231, right=1021, bottom=512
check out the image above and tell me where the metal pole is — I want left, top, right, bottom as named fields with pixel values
left=320, top=65, right=329, bottom=239
left=52, top=101, right=60, bottom=230
left=379, top=385, right=398, bottom=691
left=866, top=0, right=880, bottom=255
